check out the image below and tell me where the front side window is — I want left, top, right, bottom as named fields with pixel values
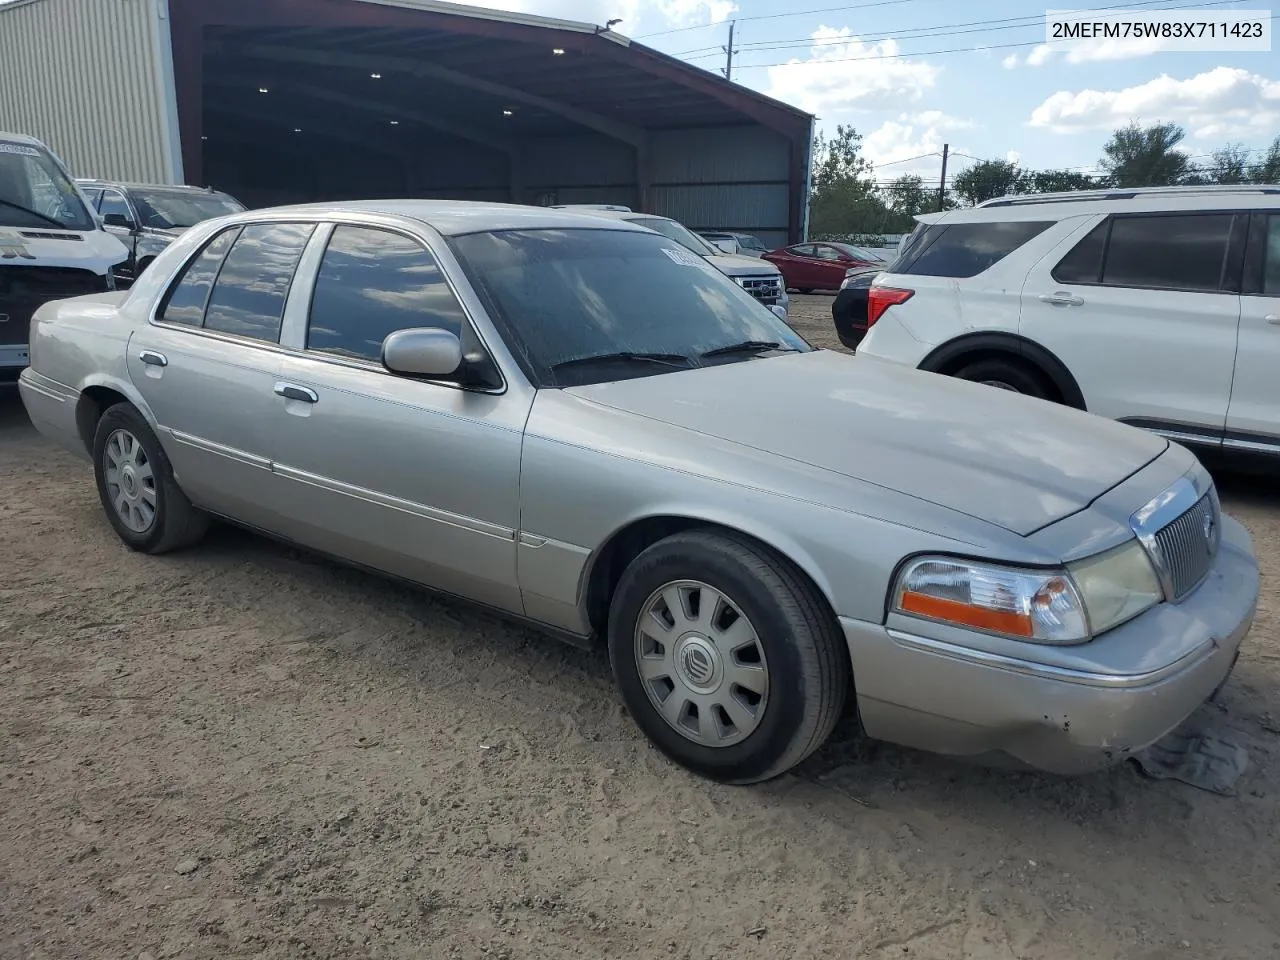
left=1101, top=214, right=1234, bottom=292
left=158, top=226, right=242, bottom=326
left=203, top=222, right=315, bottom=342
left=307, top=225, right=468, bottom=362
left=891, top=220, right=1054, bottom=279
left=132, top=189, right=245, bottom=230
left=450, top=228, right=810, bottom=387
left=0, top=141, right=95, bottom=231
left=99, top=190, right=134, bottom=226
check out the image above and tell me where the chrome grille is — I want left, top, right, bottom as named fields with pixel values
left=1152, top=492, right=1219, bottom=600
left=737, top=275, right=782, bottom=305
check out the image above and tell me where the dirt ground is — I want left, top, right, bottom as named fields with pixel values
left=2, top=295, right=1279, bottom=959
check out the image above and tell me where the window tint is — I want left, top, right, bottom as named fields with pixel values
left=815, top=245, right=842, bottom=260
left=80, top=187, right=103, bottom=209
left=895, top=220, right=1054, bottom=278
left=99, top=190, right=133, bottom=225
left=159, top=226, right=241, bottom=326
left=1052, top=221, right=1108, bottom=284
left=1102, top=214, right=1233, bottom=292
left=1262, top=215, right=1280, bottom=296
left=307, top=225, right=468, bottom=362
left=789, top=244, right=815, bottom=257
left=203, top=222, right=314, bottom=342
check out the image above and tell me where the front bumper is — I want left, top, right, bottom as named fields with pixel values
left=842, top=515, right=1259, bottom=774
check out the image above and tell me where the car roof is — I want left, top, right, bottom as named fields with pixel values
left=223, top=199, right=658, bottom=236
left=921, top=185, right=1280, bottom=225
left=557, top=207, right=674, bottom=224
left=0, top=131, right=44, bottom=147
left=76, top=179, right=233, bottom=195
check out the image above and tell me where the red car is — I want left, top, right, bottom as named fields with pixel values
left=762, top=241, right=887, bottom=293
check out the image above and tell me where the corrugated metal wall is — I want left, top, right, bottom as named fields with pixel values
left=0, top=0, right=177, bottom=182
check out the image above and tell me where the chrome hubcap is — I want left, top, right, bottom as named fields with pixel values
left=103, top=429, right=157, bottom=534
left=634, top=580, right=769, bottom=747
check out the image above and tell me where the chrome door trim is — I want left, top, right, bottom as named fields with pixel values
left=272, top=462, right=516, bottom=541
left=167, top=428, right=273, bottom=470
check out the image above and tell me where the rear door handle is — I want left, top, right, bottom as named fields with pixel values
left=1039, top=292, right=1085, bottom=306
left=138, top=349, right=167, bottom=367
left=274, top=382, right=318, bottom=404
left=1266, top=315, right=1280, bottom=325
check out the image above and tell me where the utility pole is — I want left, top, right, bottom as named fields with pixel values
left=938, top=143, right=949, bottom=211
left=722, top=21, right=737, bottom=81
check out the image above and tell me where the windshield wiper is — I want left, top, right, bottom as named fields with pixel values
left=0, top=198, right=68, bottom=230
left=701, top=340, right=796, bottom=359
left=552, top=351, right=693, bottom=373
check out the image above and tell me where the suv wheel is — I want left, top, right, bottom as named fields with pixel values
left=952, top=358, right=1050, bottom=400
left=607, top=529, right=848, bottom=784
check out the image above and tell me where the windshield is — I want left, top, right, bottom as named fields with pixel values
left=0, top=141, right=94, bottom=231
left=132, top=189, right=245, bottom=229
left=831, top=242, right=885, bottom=262
left=624, top=216, right=719, bottom=257
left=738, top=235, right=768, bottom=251
left=450, top=228, right=811, bottom=387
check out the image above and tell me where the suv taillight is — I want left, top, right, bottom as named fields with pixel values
left=866, top=286, right=914, bottom=327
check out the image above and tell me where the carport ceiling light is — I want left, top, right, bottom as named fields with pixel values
left=258, top=87, right=269, bottom=93
left=370, top=72, right=382, bottom=78
left=552, top=48, right=565, bottom=55
left=502, top=108, right=513, bottom=116
left=389, top=120, right=399, bottom=125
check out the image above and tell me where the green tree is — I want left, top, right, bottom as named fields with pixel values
left=1248, top=136, right=1280, bottom=183
left=807, top=125, right=888, bottom=237
left=952, top=159, right=1024, bottom=206
left=1099, top=121, right=1192, bottom=187
left=882, top=174, right=932, bottom=216
left=1025, top=169, right=1098, bottom=193
left=1207, top=143, right=1251, bottom=184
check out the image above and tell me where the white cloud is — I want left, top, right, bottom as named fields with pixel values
left=1002, top=54, right=1019, bottom=70
left=1030, top=66, right=1280, bottom=138
left=1006, top=150, right=1023, bottom=166
left=1026, top=44, right=1054, bottom=66
left=864, top=111, right=976, bottom=176
left=763, top=26, right=940, bottom=116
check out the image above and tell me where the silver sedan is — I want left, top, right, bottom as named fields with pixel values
left=18, top=200, right=1259, bottom=783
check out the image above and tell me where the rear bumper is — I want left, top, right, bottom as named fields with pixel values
left=831, top=288, right=866, bottom=350
left=17, top=368, right=89, bottom=461
left=841, top=517, right=1259, bottom=774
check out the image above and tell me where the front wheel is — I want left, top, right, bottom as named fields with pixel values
left=607, top=529, right=849, bottom=784
left=92, top=403, right=209, bottom=553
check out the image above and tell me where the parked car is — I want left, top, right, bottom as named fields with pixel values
left=699, top=231, right=771, bottom=258
left=830, top=265, right=884, bottom=350
left=763, top=241, right=887, bottom=293
left=856, top=184, right=1280, bottom=463
left=552, top=205, right=789, bottom=316
left=0, top=131, right=127, bottom=381
left=76, top=179, right=245, bottom=286
left=18, top=200, right=1258, bottom=784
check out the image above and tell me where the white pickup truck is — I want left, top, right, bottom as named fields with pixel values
left=1, top=132, right=128, bottom=379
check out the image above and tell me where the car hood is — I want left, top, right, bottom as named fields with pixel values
left=563, top=350, right=1168, bottom=536
left=707, top=253, right=781, bottom=276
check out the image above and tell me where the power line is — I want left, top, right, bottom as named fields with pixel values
left=671, top=0, right=1213, bottom=59
left=635, top=0, right=937, bottom=40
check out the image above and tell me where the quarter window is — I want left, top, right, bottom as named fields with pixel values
left=892, top=220, right=1054, bottom=279
left=202, top=222, right=315, bottom=342
left=158, top=226, right=241, bottom=326
left=306, top=225, right=468, bottom=362
left=1051, top=221, right=1108, bottom=284
left=1101, top=214, right=1234, bottom=292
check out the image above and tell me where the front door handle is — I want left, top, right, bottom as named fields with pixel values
left=138, top=349, right=167, bottom=367
left=1039, top=292, right=1085, bottom=306
left=274, top=382, right=318, bottom=404
left=1266, top=315, right=1280, bottom=325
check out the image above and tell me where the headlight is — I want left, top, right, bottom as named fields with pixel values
left=892, top=557, right=1088, bottom=644
left=1067, top=539, right=1162, bottom=635
left=892, top=541, right=1164, bottom=645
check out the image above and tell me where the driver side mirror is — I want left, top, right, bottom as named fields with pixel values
left=103, top=212, right=135, bottom=230
left=382, top=328, right=463, bottom=378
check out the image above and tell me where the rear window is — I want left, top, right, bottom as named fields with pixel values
left=1052, top=213, right=1236, bottom=292
left=887, top=220, right=1054, bottom=279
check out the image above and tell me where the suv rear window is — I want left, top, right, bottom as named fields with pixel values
left=888, top=220, right=1053, bottom=278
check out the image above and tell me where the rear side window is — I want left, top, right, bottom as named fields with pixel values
left=890, top=221, right=1053, bottom=278
left=203, top=222, right=315, bottom=342
left=158, top=226, right=242, bottom=326
left=1265, top=216, right=1280, bottom=295
left=1102, top=214, right=1234, bottom=292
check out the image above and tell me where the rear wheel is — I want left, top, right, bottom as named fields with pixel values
left=952, top=357, right=1051, bottom=400
left=607, top=529, right=848, bottom=784
left=92, top=403, right=209, bottom=553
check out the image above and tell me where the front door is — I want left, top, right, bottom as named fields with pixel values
left=1019, top=211, right=1243, bottom=439
left=265, top=222, right=527, bottom=614
left=126, top=220, right=316, bottom=529
left=1225, top=212, right=1280, bottom=450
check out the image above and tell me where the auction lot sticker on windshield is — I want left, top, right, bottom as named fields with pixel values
left=661, top=246, right=705, bottom=268
left=1046, top=9, right=1271, bottom=52
left=0, top=142, right=41, bottom=156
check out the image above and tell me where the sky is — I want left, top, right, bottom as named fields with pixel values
left=465, top=0, right=1280, bottom=186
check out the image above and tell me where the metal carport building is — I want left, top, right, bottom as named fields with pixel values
left=0, top=0, right=814, bottom=246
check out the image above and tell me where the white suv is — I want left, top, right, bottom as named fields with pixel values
left=857, top=185, right=1280, bottom=458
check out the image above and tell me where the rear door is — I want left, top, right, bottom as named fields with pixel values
left=1224, top=211, right=1280, bottom=450
left=813, top=244, right=851, bottom=289
left=126, top=220, right=315, bottom=527
left=1019, top=211, right=1244, bottom=439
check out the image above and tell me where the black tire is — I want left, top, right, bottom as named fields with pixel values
left=92, top=402, right=209, bottom=553
left=951, top=357, right=1051, bottom=400
left=607, top=528, right=848, bottom=784
left=798, top=287, right=814, bottom=295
